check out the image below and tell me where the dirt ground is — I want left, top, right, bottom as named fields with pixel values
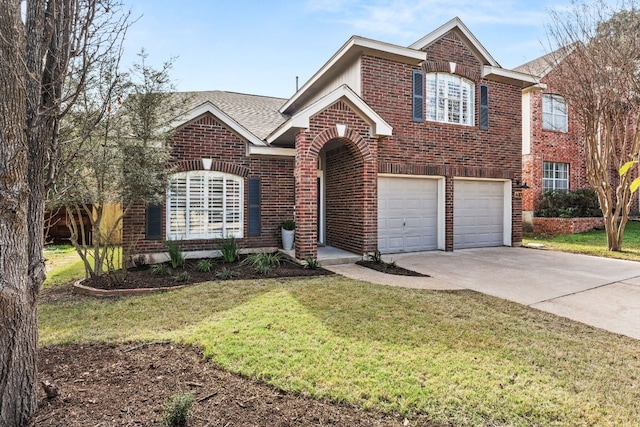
left=32, top=342, right=439, bottom=426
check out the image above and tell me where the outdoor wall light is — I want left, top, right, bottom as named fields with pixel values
left=514, top=179, right=530, bottom=189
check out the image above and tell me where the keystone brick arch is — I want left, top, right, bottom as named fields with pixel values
left=307, top=125, right=374, bottom=163
left=294, top=124, right=378, bottom=259
left=170, top=159, right=250, bottom=177
left=423, top=61, right=481, bottom=82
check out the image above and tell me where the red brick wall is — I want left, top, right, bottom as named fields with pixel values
left=361, top=30, right=523, bottom=248
left=521, top=72, right=587, bottom=215
left=123, top=113, right=295, bottom=255
left=325, top=145, right=365, bottom=253
left=533, top=217, right=604, bottom=235
left=294, top=101, right=378, bottom=258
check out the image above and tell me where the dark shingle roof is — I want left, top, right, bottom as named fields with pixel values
left=513, top=44, right=576, bottom=78
left=175, top=91, right=289, bottom=141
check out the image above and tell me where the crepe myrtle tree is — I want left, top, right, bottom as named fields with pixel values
left=0, top=1, right=132, bottom=425
left=543, top=0, right=640, bottom=251
left=52, top=51, right=182, bottom=280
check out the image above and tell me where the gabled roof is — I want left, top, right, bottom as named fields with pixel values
left=409, top=17, right=500, bottom=67
left=268, top=85, right=393, bottom=145
left=280, top=36, right=426, bottom=115
left=169, top=91, right=288, bottom=146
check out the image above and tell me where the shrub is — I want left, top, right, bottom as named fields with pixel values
left=164, top=240, right=185, bottom=269
left=302, top=257, right=321, bottom=270
left=195, top=258, right=214, bottom=272
left=366, top=250, right=383, bottom=263
left=241, top=252, right=281, bottom=274
left=535, top=189, right=601, bottom=218
left=173, top=271, right=190, bottom=283
left=221, top=238, right=239, bottom=263
left=150, top=263, right=171, bottom=276
left=281, top=219, right=295, bottom=230
left=215, top=267, right=238, bottom=280
left=162, top=392, right=194, bottom=427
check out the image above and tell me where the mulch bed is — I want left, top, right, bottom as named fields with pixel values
left=82, top=255, right=333, bottom=291
left=356, top=260, right=430, bottom=277
left=32, top=342, right=438, bottom=426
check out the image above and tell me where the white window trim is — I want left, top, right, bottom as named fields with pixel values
left=542, top=161, right=569, bottom=192
left=426, top=73, right=475, bottom=126
left=542, top=94, right=568, bottom=132
left=166, top=171, right=244, bottom=240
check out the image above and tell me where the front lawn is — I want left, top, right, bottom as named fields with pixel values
left=40, top=272, right=640, bottom=426
left=524, top=219, right=640, bottom=261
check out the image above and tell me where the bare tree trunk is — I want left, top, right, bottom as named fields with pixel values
left=0, top=1, right=38, bottom=425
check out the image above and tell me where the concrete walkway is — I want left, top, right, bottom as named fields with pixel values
left=327, top=247, right=640, bottom=340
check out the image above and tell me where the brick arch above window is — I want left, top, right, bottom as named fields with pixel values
left=170, top=159, right=249, bottom=177
left=423, top=61, right=481, bottom=82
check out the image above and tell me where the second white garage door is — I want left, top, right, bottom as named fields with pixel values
left=454, top=180, right=507, bottom=249
left=378, top=176, right=439, bottom=253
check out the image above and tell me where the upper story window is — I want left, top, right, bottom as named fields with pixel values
left=543, top=161, right=569, bottom=193
left=166, top=171, right=243, bottom=240
left=426, top=73, right=475, bottom=126
left=542, top=94, right=568, bottom=132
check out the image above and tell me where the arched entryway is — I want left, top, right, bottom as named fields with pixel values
left=294, top=125, right=377, bottom=260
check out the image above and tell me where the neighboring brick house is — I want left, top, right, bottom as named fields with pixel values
left=123, top=17, right=538, bottom=261
left=516, top=49, right=639, bottom=230
left=515, top=49, right=588, bottom=229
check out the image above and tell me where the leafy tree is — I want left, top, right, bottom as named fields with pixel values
left=52, top=50, right=183, bottom=280
left=544, top=0, right=640, bottom=251
left=0, top=1, right=132, bottom=425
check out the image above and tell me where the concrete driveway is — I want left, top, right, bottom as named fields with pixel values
left=330, top=247, right=640, bottom=340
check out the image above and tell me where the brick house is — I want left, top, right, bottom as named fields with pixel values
left=123, top=17, right=538, bottom=261
left=516, top=49, right=639, bottom=230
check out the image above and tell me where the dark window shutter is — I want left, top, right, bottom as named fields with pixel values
left=480, top=84, right=489, bottom=130
left=412, top=70, right=424, bottom=122
left=247, top=178, right=261, bottom=236
left=146, top=204, right=162, bottom=240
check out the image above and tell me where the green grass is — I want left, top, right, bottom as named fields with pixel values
left=524, top=219, right=640, bottom=261
left=43, top=245, right=85, bottom=287
left=39, top=275, right=640, bottom=426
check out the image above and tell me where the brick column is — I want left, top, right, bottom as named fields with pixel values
left=445, top=176, right=454, bottom=251
left=294, top=131, right=318, bottom=259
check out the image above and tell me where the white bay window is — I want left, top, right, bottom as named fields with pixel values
left=167, top=171, right=243, bottom=240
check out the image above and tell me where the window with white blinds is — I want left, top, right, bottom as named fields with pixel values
left=167, top=171, right=243, bottom=240
left=426, top=73, right=475, bottom=126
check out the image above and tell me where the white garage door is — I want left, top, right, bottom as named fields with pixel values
left=454, top=180, right=505, bottom=249
left=378, top=177, right=439, bottom=254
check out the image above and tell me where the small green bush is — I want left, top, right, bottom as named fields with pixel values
left=195, top=258, right=214, bottom=272
left=302, top=257, right=321, bottom=270
left=173, top=271, right=190, bottom=283
left=162, top=392, right=194, bottom=427
left=535, top=189, right=601, bottom=218
left=366, top=250, right=383, bottom=263
left=221, top=238, right=239, bottom=263
left=241, top=252, right=281, bottom=274
left=215, top=267, right=238, bottom=280
left=150, top=263, right=171, bottom=276
left=165, top=240, right=185, bottom=269
left=281, top=219, right=295, bottom=230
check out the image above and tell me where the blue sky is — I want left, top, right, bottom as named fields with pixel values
left=120, top=0, right=576, bottom=99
